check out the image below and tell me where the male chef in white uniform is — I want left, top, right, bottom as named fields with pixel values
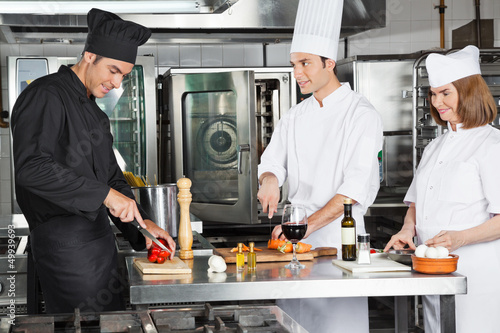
left=257, top=0, right=383, bottom=331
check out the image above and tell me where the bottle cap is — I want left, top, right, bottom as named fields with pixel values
left=237, top=243, right=243, bottom=252
left=344, top=198, right=353, bottom=205
left=358, top=233, right=370, bottom=242
left=249, top=242, right=255, bottom=251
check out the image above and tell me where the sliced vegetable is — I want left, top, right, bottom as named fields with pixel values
left=295, top=242, right=312, bottom=253
left=268, top=239, right=287, bottom=249
left=147, top=238, right=172, bottom=264
left=277, top=241, right=311, bottom=253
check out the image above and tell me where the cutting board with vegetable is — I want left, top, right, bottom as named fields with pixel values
left=213, top=247, right=337, bottom=263
left=134, top=257, right=192, bottom=274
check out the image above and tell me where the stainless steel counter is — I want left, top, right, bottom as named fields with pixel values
left=126, top=254, right=466, bottom=332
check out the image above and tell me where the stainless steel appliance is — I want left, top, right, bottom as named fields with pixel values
left=0, top=215, right=29, bottom=315
left=412, top=48, right=500, bottom=169
left=7, top=55, right=158, bottom=212
left=163, top=68, right=296, bottom=225
left=96, top=55, right=158, bottom=179
left=0, top=303, right=308, bottom=332
left=132, top=184, right=179, bottom=237
left=337, top=55, right=417, bottom=193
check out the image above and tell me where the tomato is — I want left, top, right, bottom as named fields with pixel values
left=147, top=238, right=172, bottom=263
left=156, top=256, right=166, bottom=264
left=370, top=249, right=376, bottom=254
left=149, top=247, right=161, bottom=256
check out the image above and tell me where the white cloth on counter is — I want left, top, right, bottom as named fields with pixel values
left=259, top=83, right=383, bottom=333
left=404, top=122, right=500, bottom=333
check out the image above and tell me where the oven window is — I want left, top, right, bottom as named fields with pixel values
left=182, top=91, right=238, bottom=205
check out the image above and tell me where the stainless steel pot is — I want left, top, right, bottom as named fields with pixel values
left=132, top=184, right=178, bottom=237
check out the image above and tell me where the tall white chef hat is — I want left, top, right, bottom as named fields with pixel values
left=290, top=0, right=344, bottom=61
left=426, top=45, right=482, bottom=88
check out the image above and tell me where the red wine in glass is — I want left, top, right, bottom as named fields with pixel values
left=282, top=224, right=307, bottom=243
left=281, top=204, right=308, bottom=269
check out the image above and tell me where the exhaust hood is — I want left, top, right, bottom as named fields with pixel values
left=0, top=0, right=385, bottom=44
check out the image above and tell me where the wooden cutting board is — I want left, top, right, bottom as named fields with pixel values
left=213, top=247, right=337, bottom=263
left=134, top=257, right=192, bottom=274
left=332, top=256, right=411, bottom=273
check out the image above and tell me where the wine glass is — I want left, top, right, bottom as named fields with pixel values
left=281, top=204, right=308, bottom=269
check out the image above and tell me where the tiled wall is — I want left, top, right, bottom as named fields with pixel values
left=0, top=0, right=499, bottom=215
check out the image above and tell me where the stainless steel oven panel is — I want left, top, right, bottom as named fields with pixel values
left=337, top=57, right=415, bottom=190
left=169, top=70, right=258, bottom=224
left=0, top=254, right=27, bottom=306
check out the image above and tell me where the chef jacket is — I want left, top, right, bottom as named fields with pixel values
left=258, top=83, right=383, bottom=333
left=11, top=65, right=146, bottom=250
left=258, top=83, right=383, bottom=249
left=405, top=122, right=500, bottom=333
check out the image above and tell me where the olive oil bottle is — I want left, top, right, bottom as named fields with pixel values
left=236, top=243, right=245, bottom=271
left=341, top=198, right=356, bottom=261
left=247, top=242, right=257, bottom=271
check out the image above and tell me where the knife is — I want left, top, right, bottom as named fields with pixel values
left=130, top=219, right=171, bottom=254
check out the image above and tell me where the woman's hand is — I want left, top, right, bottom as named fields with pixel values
left=425, top=230, right=466, bottom=252
left=383, top=229, right=416, bottom=252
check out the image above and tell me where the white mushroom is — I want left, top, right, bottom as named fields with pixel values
left=425, top=247, right=439, bottom=258
left=207, top=255, right=227, bottom=273
left=415, top=244, right=428, bottom=258
left=435, top=246, right=449, bottom=258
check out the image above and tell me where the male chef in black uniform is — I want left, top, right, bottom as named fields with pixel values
left=11, top=8, right=176, bottom=313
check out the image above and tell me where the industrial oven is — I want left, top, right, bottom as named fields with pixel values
left=162, top=68, right=296, bottom=225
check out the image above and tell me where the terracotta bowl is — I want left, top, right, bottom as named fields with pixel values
left=411, top=254, right=459, bottom=274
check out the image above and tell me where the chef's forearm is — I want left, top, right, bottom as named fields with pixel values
left=258, top=172, right=277, bottom=186
left=307, top=194, right=353, bottom=233
left=401, top=203, right=417, bottom=236
left=462, top=214, right=500, bottom=246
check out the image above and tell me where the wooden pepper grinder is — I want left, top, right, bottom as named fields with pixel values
left=177, top=177, right=193, bottom=260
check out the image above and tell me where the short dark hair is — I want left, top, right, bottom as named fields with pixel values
left=429, top=74, right=497, bottom=128
left=94, top=55, right=104, bottom=64
left=320, top=56, right=338, bottom=75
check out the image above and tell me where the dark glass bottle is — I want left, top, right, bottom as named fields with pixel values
left=341, top=198, right=356, bottom=261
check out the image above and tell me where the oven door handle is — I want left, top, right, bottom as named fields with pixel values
left=237, top=144, right=250, bottom=174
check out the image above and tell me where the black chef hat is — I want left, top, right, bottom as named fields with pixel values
left=84, top=8, right=151, bottom=64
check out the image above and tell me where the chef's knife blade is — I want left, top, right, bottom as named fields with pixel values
left=130, top=219, right=171, bottom=253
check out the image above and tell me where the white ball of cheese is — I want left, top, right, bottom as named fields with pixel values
left=425, top=247, right=439, bottom=258
left=435, top=246, right=449, bottom=258
left=415, top=244, right=428, bottom=258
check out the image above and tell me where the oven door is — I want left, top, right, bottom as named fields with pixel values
left=169, top=71, right=258, bottom=224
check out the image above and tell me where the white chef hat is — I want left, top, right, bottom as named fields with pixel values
left=426, top=45, right=482, bottom=88
left=290, top=0, right=344, bottom=61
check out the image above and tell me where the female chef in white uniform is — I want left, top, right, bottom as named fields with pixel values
left=384, top=45, right=500, bottom=333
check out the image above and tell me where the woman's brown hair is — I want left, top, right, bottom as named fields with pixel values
left=429, top=74, right=497, bottom=128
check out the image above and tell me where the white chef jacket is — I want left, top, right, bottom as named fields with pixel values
left=259, top=83, right=383, bottom=249
left=258, top=83, right=383, bottom=333
left=405, top=122, right=500, bottom=333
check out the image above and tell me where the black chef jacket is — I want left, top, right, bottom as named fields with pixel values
left=11, top=65, right=149, bottom=313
